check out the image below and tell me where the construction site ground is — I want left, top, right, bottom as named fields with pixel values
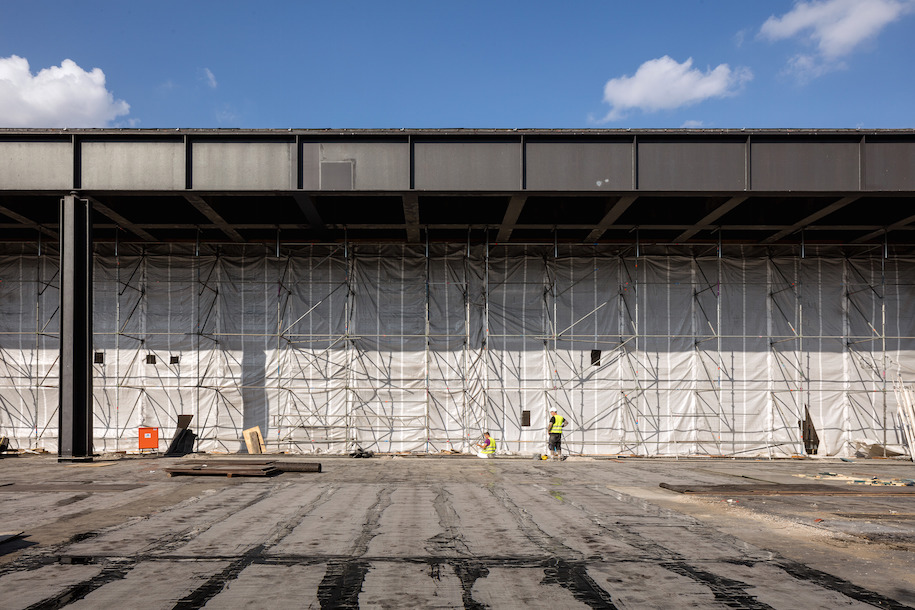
left=1, top=453, right=914, bottom=609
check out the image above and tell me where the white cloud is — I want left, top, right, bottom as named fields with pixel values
left=215, top=104, right=239, bottom=125
left=0, top=55, right=129, bottom=127
left=760, top=0, right=915, bottom=76
left=681, top=120, right=705, bottom=128
left=600, top=56, right=752, bottom=121
left=734, top=29, right=748, bottom=48
left=203, top=67, right=217, bottom=89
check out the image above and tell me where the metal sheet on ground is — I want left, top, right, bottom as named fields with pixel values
left=164, top=465, right=280, bottom=477
left=365, top=486, right=460, bottom=558
left=0, top=564, right=103, bottom=608
left=471, top=567, right=590, bottom=608
left=359, top=561, right=464, bottom=609
left=0, top=483, right=143, bottom=492
left=0, top=486, right=181, bottom=532
left=66, top=560, right=230, bottom=609
left=167, top=484, right=320, bottom=557
left=61, top=484, right=276, bottom=556
left=701, top=562, right=877, bottom=609
left=442, top=483, right=544, bottom=558
left=203, top=564, right=325, bottom=609
left=588, top=563, right=719, bottom=608
left=504, top=482, right=652, bottom=558
left=267, top=484, right=378, bottom=556
left=660, top=482, right=915, bottom=495
left=630, top=524, right=760, bottom=561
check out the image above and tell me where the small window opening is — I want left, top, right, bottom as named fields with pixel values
left=521, top=410, right=531, bottom=427
left=170, top=355, right=180, bottom=365
left=590, top=349, right=601, bottom=367
left=94, top=352, right=104, bottom=364
left=146, top=354, right=157, bottom=365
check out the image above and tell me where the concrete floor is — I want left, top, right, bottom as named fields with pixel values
left=1, top=454, right=914, bottom=609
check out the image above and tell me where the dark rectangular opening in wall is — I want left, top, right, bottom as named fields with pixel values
left=146, top=354, right=156, bottom=365
left=170, top=356, right=180, bottom=364
left=94, top=352, right=104, bottom=364
left=591, top=350, right=601, bottom=367
left=521, top=410, right=531, bottom=427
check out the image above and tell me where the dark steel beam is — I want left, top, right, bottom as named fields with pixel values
left=3, top=128, right=915, bottom=196
left=583, top=196, right=638, bottom=242
left=760, top=196, right=859, bottom=244
left=58, top=194, right=93, bottom=461
left=81, top=222, right=898, bottom=231
left=674, top=196, right=748, bottom=242
left=495, top=195, right=527, bottom=242
left=292, top=193, right=326, bottom=231
left=81, top=222, right=903, bottom=233
left=852, top=213, right=915, bottom=244
left=185, top=195, right=245, bottom=243
left=0, top=205, right=58, bottom=239
left=89, top=197, right=157, bottom=242
left=402, top=193, right=421, bottom=243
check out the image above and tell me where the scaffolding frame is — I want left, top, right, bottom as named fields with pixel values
left=0, top=239, right=913, bottom=456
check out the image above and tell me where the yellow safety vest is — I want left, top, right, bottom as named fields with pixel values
left=483, top=438, right=496, bottom=454
left=550, top=415, right=565, bottom=434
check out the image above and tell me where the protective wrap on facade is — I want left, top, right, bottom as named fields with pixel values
left=1, top=242, right=912, bottom=457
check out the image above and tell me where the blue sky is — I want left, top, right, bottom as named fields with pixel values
left=1, top=0, right=913, bottom=129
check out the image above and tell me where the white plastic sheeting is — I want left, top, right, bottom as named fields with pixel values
left=1, top=242, right=913, bottom=457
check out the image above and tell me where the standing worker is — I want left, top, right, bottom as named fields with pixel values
left=547, top=409, right=567, bottom=460
left=476, top=431, right=496, bottom=458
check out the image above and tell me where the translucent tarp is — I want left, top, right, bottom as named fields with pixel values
left=1, top=242, right=913, bottom=457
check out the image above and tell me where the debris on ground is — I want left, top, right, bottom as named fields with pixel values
left=850, top=439, right=906, bottom=458
left=350, top=446, right=374, bottom=458
left=794, top=472, right=915, bottom=486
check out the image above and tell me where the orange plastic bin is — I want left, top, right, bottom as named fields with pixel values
left=138, top=427, right=159, bottom=451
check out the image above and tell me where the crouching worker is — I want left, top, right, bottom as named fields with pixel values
left=476, top=432, right=496, bottom=458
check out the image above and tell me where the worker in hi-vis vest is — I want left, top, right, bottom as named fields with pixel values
left=476, top=431, right=496, bottom=458
left=547, top=409, right=567, bottom=460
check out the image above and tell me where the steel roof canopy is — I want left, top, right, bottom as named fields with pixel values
left=0, top=128, right=912, bottom=247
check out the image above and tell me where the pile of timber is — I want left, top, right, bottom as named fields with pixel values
left=165, top=459, right=321, bottom=478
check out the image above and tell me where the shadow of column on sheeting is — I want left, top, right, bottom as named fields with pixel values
left=241, top=339, right=268, bottom=453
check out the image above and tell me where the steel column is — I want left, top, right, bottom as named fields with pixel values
left=58, top=194, right=93, bottom=461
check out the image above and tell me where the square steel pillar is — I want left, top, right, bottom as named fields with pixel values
left=58, top=194, right=93, bottom=461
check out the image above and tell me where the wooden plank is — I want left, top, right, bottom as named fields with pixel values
left=243, top=426, right=267, bottom=454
